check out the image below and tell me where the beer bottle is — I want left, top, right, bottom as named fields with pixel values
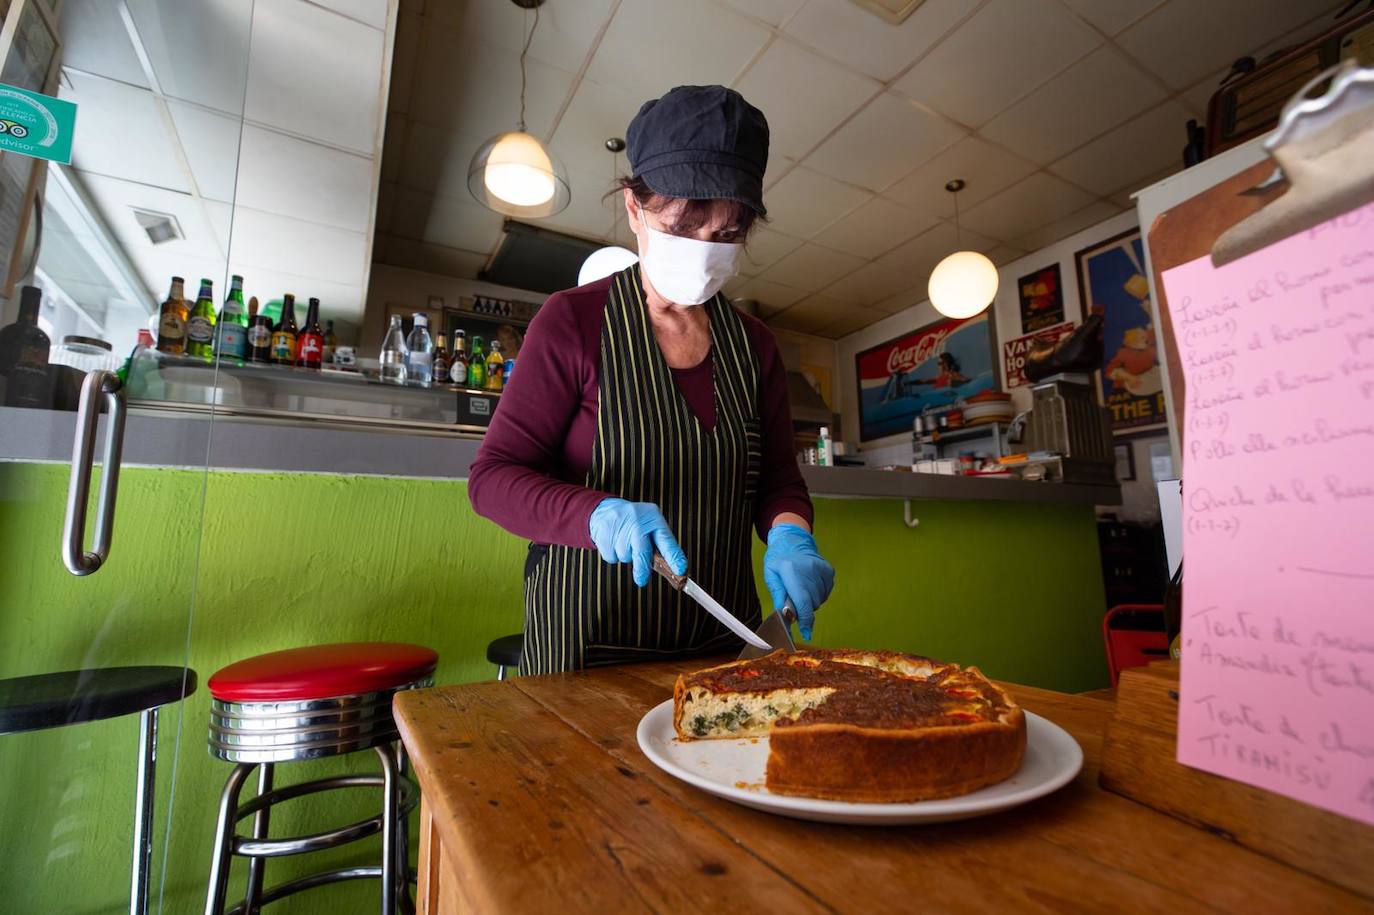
left=296, top=297, right=324, bottom=370
left=246, top=296, right=273, bottom=363
left=215, top=274, right=248, bottom=364
left=485, top=339, right=504, bottom=392
left=322, top=320, right=337, bottom=364
left=449, top=330, right=468, bottom=386
left=270, top=294, right=298, bottom=366
left=433, top=329, right=449, bottom=383
left=156, top=276, right=188, bottom=355
left=0, top=285, right=51, bottom=408
left=185, top=278, right=216, bottom=360
left=467, top=334, right=485, bottom=390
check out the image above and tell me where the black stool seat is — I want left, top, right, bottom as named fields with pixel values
left=486, top=634, right=523, bottom=669
left=0, top=666, right=196, bottom=734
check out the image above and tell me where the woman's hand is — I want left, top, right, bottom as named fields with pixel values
left=763, top=524, right=835, bottom=641
left=589, top=498, right=688, bottom=587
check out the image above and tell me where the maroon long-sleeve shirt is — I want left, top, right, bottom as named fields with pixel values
left=468, top=275, right=813, bottom=549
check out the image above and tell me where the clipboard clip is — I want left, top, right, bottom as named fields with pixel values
left=1212, top=61, right=1374, bottom=266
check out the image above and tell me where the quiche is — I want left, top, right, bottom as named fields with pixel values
left=672, top=649, right=1026, bottom=802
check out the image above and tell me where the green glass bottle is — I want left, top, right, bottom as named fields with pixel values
left=467, top=334, right=486, bottom=390
left=185, top=278, right=217, bottom=360
left=214, top=274, right=248, bottom=364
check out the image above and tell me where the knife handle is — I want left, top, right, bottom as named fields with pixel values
left=652, top=553, right=688, bottom=590
left=780, top=599, right=797, bottom=625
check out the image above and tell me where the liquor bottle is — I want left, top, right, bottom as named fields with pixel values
left=214, top=274, right=248, bottom=363
left=449, top=330, right=468, bottom=386
left=246, top=296, right=273, bottom=363
left=467, top=334, right=486, bottom=390
left=296, top=297, right=324, bottom=370
left=156, top=276, right=188, bottom=355
left=433, top=330, right=449, bottom=384
left=0, top=285, right=50, bottom=408
left=186, top=278, right=217, bottom=360
left=270, top=294, right=299, bottom=366
left=379, top=315, right=407, bottom=384
left=404, top=313, right=434, bottom=385
left=322, top=320, right=337, bottom=364
left=485, top=339, right=504, bottom=392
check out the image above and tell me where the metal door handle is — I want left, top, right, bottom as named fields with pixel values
left=63, top=370, right=126, bottom=576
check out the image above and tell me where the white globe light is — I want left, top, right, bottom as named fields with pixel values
left=578, top=246, right=639, bottom=286
left=928, top=250, right=999, bottom=319
left=483, top=132, right=556, bottom=207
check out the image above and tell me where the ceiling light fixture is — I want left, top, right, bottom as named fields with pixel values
left=927, top=179, right=998, bottom=319
left=467, top=0, right=570, bottom=217
left=578, top=136, right=638, bottom=286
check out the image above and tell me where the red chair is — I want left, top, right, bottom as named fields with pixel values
left=1102, top=604, right=1169, bottom=687
left=203, top=642, right=437, bottom=915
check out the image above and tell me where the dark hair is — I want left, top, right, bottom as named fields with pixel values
left=938, top=352, right=961, bottom=372
left=610, top=175, right=763, bottom=237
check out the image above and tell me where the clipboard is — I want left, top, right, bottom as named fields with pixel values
left=1146, top=61, right=1374, bottom=435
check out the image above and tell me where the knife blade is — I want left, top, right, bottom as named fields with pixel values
left=738, top=601, right=796, bottom=660
left=652, top=555, right=771, bottom=651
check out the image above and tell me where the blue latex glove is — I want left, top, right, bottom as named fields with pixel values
left=589, top=498, right=688, bottom=587
left=763, top=524, right=835, bottom=641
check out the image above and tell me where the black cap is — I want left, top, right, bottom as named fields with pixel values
left=626, top=85, right=769, bottom=216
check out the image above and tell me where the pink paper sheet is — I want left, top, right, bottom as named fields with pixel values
left=1160, top=202, right=1374, bottom=824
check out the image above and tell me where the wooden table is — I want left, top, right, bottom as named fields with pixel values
left=393, top=660, right=1363, bottom=913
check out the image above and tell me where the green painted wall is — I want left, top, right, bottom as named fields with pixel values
left=0, top=463, right=1106, bottom=913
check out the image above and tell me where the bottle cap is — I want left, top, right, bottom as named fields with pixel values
left=414, top=313, right=428, bottom=325
left=819, top=426, right=829, bottom=437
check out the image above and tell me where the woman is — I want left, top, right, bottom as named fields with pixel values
left=470, top=86, right=835, bottom=675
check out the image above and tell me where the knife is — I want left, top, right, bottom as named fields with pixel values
left=652, top=555, right=772, bottom=651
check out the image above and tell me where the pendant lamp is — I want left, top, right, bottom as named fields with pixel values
left=467, top=0, right=570, bottom=217
left=927, top=179, right=998, bottom=319
left=578, top=136, right=639, bottom=286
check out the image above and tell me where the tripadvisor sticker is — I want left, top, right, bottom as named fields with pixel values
left=0, top=83, right=76, bottom=164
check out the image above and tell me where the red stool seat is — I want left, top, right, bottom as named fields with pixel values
left=208, top=643, right=438, bottom=702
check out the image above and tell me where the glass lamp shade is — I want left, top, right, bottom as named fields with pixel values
left=927, top=250, right=999, bottom=319
left=577, top=246, right=639, bottom=286
left=467, top=130, right=571, bottom=218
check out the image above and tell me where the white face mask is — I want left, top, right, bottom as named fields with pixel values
left=635, top=203, right=743, bottom=306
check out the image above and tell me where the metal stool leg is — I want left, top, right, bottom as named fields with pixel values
left=376, top=744, right=399, bottom=915
left=394, top=743, right=415, bottom=915
left=496, top=664, right=507, bottom=681
left=242, top=763, right=274, bottom=914
left=205, top=763, right=255, bottom=915
left=130, top=707, right=158, bottom=915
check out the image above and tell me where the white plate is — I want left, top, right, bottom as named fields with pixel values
left=635, top=700, right=1083, bottom=825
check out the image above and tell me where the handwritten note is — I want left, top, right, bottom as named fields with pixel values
left=1161, top=202, right=1374, bottom=825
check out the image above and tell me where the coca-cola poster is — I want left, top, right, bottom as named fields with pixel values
left=854, top=312, right=996, bottom=441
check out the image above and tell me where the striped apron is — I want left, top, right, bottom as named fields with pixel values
left=519, top=264, right=763, bottom=675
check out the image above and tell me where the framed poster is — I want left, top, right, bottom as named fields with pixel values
left=1075, top=229, right=1167, bottom=436
left=1017, top=263, right=1065, bottom=332
left=1002, top=321, right=1075, bottom=388
left=854, top=311, right=997, bottom=442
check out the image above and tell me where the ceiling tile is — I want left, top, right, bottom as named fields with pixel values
left=400, top=121, right=486, bottom=199
left=892, top=0, right=1099, bottom=128
left=227, top=208, right=368, bottom=287
left=1180, top=69, right=1225, bottom=119
left=376, top=181, right=398, bottom=234
left=59, top=0, right=150, bottom=87
left=743, top=227, right=805, bottom=272
left=768, top=292, right=851, bottom=334
left=539, top=166, right=624, bottom=242
left=546, top=77, right=646, bottom=178
left=62, top=73, right=190, bottom=193
left=782, top=0, right=980, bottom=81
left=821, top=304, right=886, bottom=337
left=872, top=286, right=925, bottom=315
left=1116, top=0, right=1330, bottom=90
left=127, top=0, right=252, bottom=114
left=732, top=276, right=809, bottom=314
left=236, top=125, right=375, bottom=233
left=412, top=24, right=573, bottom=142
left=821, top=257, right=919, bottom=306
left=805, top=93, right=966, bottom=192
left=876, top=222, right=994, bottom=280
left=734, top=39, right=880, bottom=159
left=1059, top=0, right=1163, bottom=35
left=719, top=0, right=808, bottom=27
left=245, top=0, right=387, bottom=155
left=166, top=100, right=241, bottom=203
left=985, top=244, right=1027, bottom=267
left=758, top=244, right=865, bottom=291
left=381, top=112, right=407, bottom=183
left=1108, top=164, right=1177, bottom=209
left=79, top=172, right=226, bottom=264
left=980, top=46, right=1166, bottom=164
left=1013, top=200, right=1123, bottom=252
left=763, top=167, right=871, bottom=238
left=959, top=173, right=1095, bottom=241
left=392, top=187, right=504, bottom=253
left=382, top=236, right=489, bottom=279
left=311, top=0, right=389, bottom=30
left=811, top=197, right=938, bottom=258
left=432, top=0, right=616, bottom=74
left=882, top=136, right=1037, bottom=218
left=586, top=0, right=770, bottom=90
left=387, top=10, right=422, bottom=115
left=1048, top=101, right=1191, bottom=195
